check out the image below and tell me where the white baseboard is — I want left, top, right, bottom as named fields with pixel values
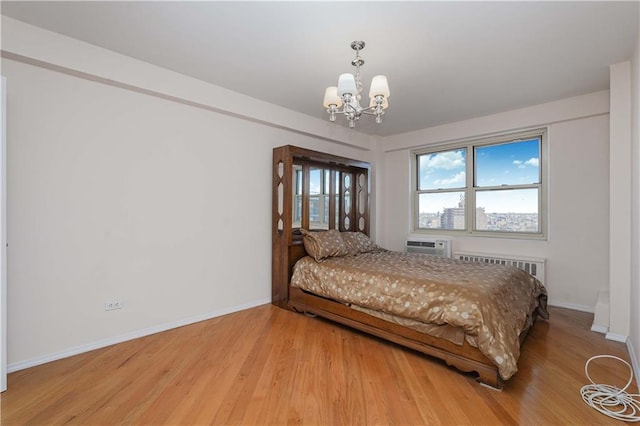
left=605, top=332, right=629, bottom=343
left=590, top=324, right=608, bottom=334
left=548, top=301, right=594, bottom=313
left=8, top=297, right=271, bottom=373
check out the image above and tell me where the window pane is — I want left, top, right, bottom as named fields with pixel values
left=476, top=139, right=540, bottom=187
left=309, top=196, right=320, bottom=221
left=418, top=149, right=466, bottom=190
left=417, top=192, right=465, bottom=230
left=323, top=195, right=329, bottom=224
left=309, top=169, right=321, bottom=195
left=324, top=170, right=330, bottom=195
left=475, top=188, right=539, bottom=232
left=295, top=169, right=302, bottom=195
left=293, top=168, right=302, bottom=228
left=294, top=196, right=302, bottom=223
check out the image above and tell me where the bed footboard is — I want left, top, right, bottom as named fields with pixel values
left=288, top=287, right=505, bottom=389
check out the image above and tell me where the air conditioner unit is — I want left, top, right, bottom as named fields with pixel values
left=406, top=239, right=451, bottom=257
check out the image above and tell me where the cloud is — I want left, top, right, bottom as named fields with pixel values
left=513, top=157, right=538, bottom=169
left=525, top=158, right=539, bottom=167
left=422, top=150, right=465, bottom=170
left=434, top=171, right=465, bottom=186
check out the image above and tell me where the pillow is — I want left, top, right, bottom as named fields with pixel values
left=341, top=232, right=379, bottom=255
left=300, top=229, right=350, bottom=261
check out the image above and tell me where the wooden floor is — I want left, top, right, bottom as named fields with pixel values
left=1, top=305, right=636, bottom=425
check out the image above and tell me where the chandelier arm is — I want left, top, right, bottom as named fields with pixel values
left=360, top=104, right=385, bottom=115
left=360, top=105, right=380, bottom=113
left=327, top=106, right=346, bottom=113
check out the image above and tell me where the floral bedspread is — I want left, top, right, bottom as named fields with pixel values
left=290, top=250, right=548, bottom=380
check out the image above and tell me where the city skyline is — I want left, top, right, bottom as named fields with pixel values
left=419, top=210, right=539, bottom=233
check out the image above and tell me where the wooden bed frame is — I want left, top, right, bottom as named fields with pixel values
left=272, top=145, right=533, bottom=389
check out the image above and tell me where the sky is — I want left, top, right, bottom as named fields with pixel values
left=419, top=138, right=540, bottom=213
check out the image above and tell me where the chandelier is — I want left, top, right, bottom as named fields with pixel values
left=322, top=40, right=390, bottom=128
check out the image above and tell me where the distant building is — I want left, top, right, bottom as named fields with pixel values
left=441, top=207, right=465, bottom=229
left=441, top=195, right=466, bottom=230
left=475, top=207, right=487, bottom=229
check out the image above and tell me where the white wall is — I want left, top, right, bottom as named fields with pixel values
left=2, top=19, right=376, bottom=369
left=380, top=92, right=611, bottom=311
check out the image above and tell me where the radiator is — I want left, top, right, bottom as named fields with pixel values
left=453, top=251, right=546, bottom=286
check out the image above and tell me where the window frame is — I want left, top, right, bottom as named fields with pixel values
left=411, top=128, right=548, bottom=240
left=293, top=165, right=333, bottom=230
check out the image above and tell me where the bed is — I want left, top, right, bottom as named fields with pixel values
left=272, top=145, right=548, bottom=389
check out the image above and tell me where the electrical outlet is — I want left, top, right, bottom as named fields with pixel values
left=104, top=300, right=123, bottom=311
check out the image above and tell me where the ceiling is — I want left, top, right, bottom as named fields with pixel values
left=2, top=1, right=638, bottom=137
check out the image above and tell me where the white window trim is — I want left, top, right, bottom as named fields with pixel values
left=411, top=128, right=548, bottom=240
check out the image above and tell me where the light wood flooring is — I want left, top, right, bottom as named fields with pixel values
left=1, top=305, right=636, bottom=425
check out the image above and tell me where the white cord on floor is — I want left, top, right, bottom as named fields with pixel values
left=580, top=355, right=640, bottom=422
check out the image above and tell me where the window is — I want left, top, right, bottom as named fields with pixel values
left=413, top=129, right=547, bottom=239
left=291, top=161, right=368, bottom=233
left=293, top=166, right=332, bottom=230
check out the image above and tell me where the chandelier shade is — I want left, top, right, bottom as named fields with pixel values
left=337, top=73, right=357, bottom=96
left=323, top=40, right=390, bottom=128
left=369, top=75, right=390, bottom=98
left=323, top=87, right=342, bottom=108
